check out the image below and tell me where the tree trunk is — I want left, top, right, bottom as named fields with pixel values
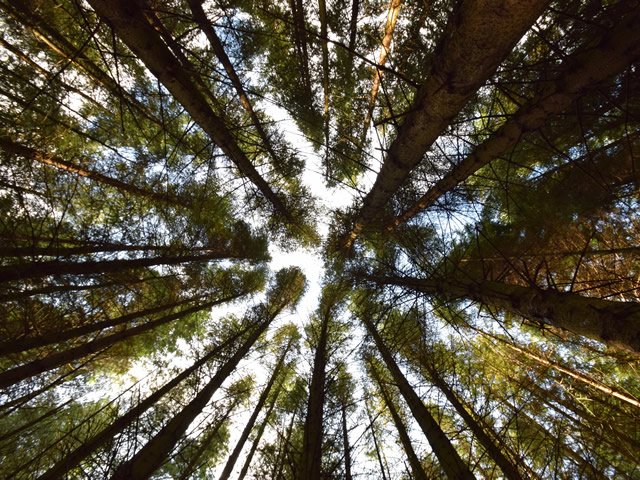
left=177, top=397, right=241, bottom=480
left=365, top=274, right=640, bottom=353
left=361, top=0, right=402, bottom=141
left=343, top=0, right=550, bottom=248
left=391, top=8, right=640, bottom=228
left=361, top=315, right=475, bottom=479
left=110, top=304, right=282, bottom=480
left=364, top=392, right=390, bottom=480
left=236, top=382, right=283, bottom=480
left=37, top=323, right=253, bottom=480
left=423, top=365, right=523, bottom=480
left=217, top=345, right=290, bottom=480
left=0, top=293, right=208, bottom=355
left=86, top=0, right=294, bottom=223
left=300, top=315, right=330, bottom=480
left=0, top=250, right=247, bottom=284
left=0, top=136, right=186, bottom=207
left=371, top=365, right=428, bottom=480
left=341, top=403, right=353, bottom=480
left=0, top=293, right=245, bottom=390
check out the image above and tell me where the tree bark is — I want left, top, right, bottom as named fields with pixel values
left=371, top=365, right=428, bottom=480
left=37, top=323, right=253, bottom=480
left=86, top=0, right=294, bottom=223
left=391, top=8, right=640, bottom=228
left=366, top=274, right=640, bottom=353
left=344, top=0, right=550, bottom=247
left=423, top=364, right=523, bottom=479
left=0, top=293, right=245, bottom=390
left=0, top=293, right=209, bottom=355
left=0, top=136, right=186, bottom=207
left=236, top=382, right=283, bottom=480
left=110, top=302, right=284, bottom=480
left=361, top=316, right=475, bottom=479
left=300, top=314, right=330, bottom=480
left=0, top=250, right=248, bottom=284
left=341, top=403, right=353, bottom=480
left=217, top=345, right=290, bottom=480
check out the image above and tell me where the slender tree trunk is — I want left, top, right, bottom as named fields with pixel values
left=86, top=0, right=294, bottom=222
left=344, top=0, right=550, bottom=248
left=177, top=398, right=241, bottom=480
left=364, top=392, right=390, bottom=480
left=361, top=0, right=402, bottom=141
left=390, top=8, right=640, bottom=228
left=272, top=410, right=298, bottom=480
left=217, top=345, right=290, bottom=480
left=341, top=403, right=353, bottom=480
left=371, top=365, right=428, bottom=480
left=0, top=136, right=186, bottom=207
left=300, top=315, right=330, bottom=480
left=0, top=293, right=245, bottom=390
left=361, top=315, right=475, bottom=479
left=0, top=250, right=247, bottom=284
left=110, top=304, right=283, bottom=480
left=0, top=293, right=209, bottom=355
left=318, top=0, right=330, bottom=158
left=237, top=383, right=283, bottom=480
left=186, top=0, right=282, bottom=166
left=423, top=365, right=523, bottom=479
left=37, top=323, right=253, bottom=480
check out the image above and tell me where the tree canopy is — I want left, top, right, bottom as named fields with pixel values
left=1, top=0, right=639, bottom=478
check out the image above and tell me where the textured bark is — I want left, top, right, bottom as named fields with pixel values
left=0, top=250, right=245, bottom=284
left=362, top=316, right=474, bottom=479
left=366, top=274, right=640, bottom=353
left=110, top=304, right=283, bottom=480
left=0, top=293, right=244, bottom=390
left=217, top=345, right=289, bottom=480
left=300, top=315, right=330, bottom=480
left=371, top=366, right=428, bottom=480
left=86, top=0, right=293, bottom=222
left=37, top=324, right=253, bottom=480
left=344, top=0, right=550, bottom=247
left=391, top=8, right=640, bottom=228
left=0, top=136, right=186, bottom=207
left=0, top=293, right=209, bottom=355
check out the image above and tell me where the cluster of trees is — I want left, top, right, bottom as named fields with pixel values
left=1, top=0, right=639, bottom=478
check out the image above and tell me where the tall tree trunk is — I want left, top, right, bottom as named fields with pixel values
left=341, top=403, right=353, bottom=480
left=300, top=314, right=330, bottom=480
left=343, top=0, right=550, bottom=248
left=0, top=136, right=186, bottom=207
left=491, top=335, right=640, bottom=408
left=361, top=0, right=402, bottom=143
left=217, top=345, right=290, bottom=480
left=37, top=323, right=254, bottom=480
left=86, top=0, right=294, bottom=223
left=186, top=0, right=282, bottom=167
left=318, top=0, right=330, bottom=160
left=370, top=364, right=428, bottom=480
left=0, top=250, right=248, bottom=284
left=365, top=273, right=640, bottom=353
left=0, top=293, right=245, bottom=390
left=361, top=315, right=475, bottom=479
left=110, top=303, right=283, bottom=480
left=236, top=382, right=283, bottom=480
left=177, top=397, right=241, bottom=480
left=421, top=363, right=523, bottom=480
left=364, top=391, right=390, bottom=480
left=391, top=8, right=640, bottom=228
left=0, top=293, right=209, bottom=355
